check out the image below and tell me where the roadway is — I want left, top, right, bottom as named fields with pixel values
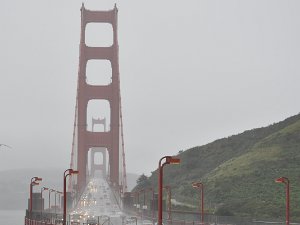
left=70, top=175, right=133, bottom=225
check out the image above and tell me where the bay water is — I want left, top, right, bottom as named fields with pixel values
left=0, top=210, right=25, bottom=225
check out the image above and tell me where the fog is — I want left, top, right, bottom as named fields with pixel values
left=0, top=0, right=299, bottom=176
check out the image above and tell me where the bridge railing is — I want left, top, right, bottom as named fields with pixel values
left=25, top=217, right=56, bottom=225
left=25, top=210, right=64, bottom=225
left=124, top=208, right=298, bottom=225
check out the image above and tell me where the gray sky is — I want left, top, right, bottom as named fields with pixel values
left=0, top=0, right=299, bottom=176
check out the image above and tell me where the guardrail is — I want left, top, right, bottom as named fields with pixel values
left=25, top=217, right=55, bottom=225
left=25, top=210, right=64, bottom=225
left=124, top=208, right=297, bottom=225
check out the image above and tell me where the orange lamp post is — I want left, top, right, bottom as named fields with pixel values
left=40, top=187, right=48, bottom=218
left=55, top=191, right=63, bottom=215
left=275, top=177, right=290, bottom=225
left=192, top=182, right=204, bottom=225
left=48, top=189, right=56, bottom=210
left=30, top=177, right=42, bottom=217
left=63, top=169, right=78, bottom=225
left=145, top=187, right=155, bottom=223
left=56, top=191, right=63, bottom=213
left=158, top=156, right=180, bottom=225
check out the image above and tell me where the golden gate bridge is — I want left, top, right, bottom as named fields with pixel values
left=22, top=4, right=292, bottom=225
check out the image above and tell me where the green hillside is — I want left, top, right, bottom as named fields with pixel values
left=135, top=113, right=300, bottom=221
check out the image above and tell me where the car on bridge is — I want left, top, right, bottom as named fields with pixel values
left=71, top=222, right=80, bottom=225
left=86, top=218, right=98, bottom=225
left=142, top=220, right=154, bottom=225
left=71, top=214, right=81, bottom=223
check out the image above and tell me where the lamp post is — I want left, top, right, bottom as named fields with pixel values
left=275, top=177, right=290, bottom=225
left=164, top=186, right=172, bottom=223
left=63, top=169, right=79, bottom=225
left=55, top=191, right=63, bottom=216
left=48, top=189, right=56, bottom=210
left=143, top=187, right=155, bottom=223
left=192, top=182, right=204, bottom=225
left=56, top=191, right=63, bottom=213
left=150, top=188, right=155, bottom=223
left=40, top=187, right=49, bottom=219
left=30, top=177, right=42, bottom=217
left=140, top=189, right=145, bottom=221
left=140, top=188, right=152, bottom=222
left=135, top=191, right=140, bottom=214
left=158, top=156, right=180, bottom=225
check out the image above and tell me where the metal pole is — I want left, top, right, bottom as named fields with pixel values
left=275, top=177, right=289, bottom=225
left=30, top=182, right=33, bottom=216
left=201, top=184, right=204, bottom=225
left=192, top=183, right=204, bottom=225
left=58, top=193, right=61, bottom=213
left=40, top=188, right=43, bottom=219
left=286, top=179, right=290, bottom=225
left=158, top=159, right=163, bottom=225
left=168, top=187, right=172, bottom=222
left=143, top=189, right=146, bottom=221
left=158, top=156, right=167, bottom=225
left=29, top=177, right=36, bottom=216
left=158, top=156, right=180, bottom=225
left=152, top=188, right=155, bottom=223
left=63, top=170, right=69, bottom=225
left=40, top=187, right=48, bottom=220
left=55, top=191, right=57, bottom=216
left=63, top=169, right=78, bottom=225
left=29, top=177, right=42, bottom=220
left=49, top=190, right=51, bottom=210
left=137, top=192, right=140, bottom=215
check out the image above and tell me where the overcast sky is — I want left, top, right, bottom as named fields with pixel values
left=0, top=0, right=299, bottom=176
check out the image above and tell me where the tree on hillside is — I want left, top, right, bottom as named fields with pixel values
left=135, top=174, right=151, bottom=190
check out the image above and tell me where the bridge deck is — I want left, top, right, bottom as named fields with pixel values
left=70, top=176, right=124, bottom=224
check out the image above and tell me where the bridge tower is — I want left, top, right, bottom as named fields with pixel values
left=90, top=118, right=107, bottom=178
left=74, top=4, right=121, bottom=193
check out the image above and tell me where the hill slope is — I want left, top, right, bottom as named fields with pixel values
left=136, top=113, right=300, bottom=221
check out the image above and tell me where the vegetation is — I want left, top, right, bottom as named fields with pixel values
left=132, top=174, right=151, bottom=192
left=134, top=113, right=300, bottom=221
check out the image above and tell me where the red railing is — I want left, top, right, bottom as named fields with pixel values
left=25, top=218, right=55, bottom=225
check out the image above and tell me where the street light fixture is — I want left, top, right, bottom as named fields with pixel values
left=49, top=189, right=56, bottom=210
left=63, top=169, right=79, bottom=225
left=30, top=177, right=42, bottom=217
left=192, top=182, right=204, bottom=225
left=275, top=177, right=290, bottom=225
left=40, top=187, right=49, bottom=219
left=158, top=156, right=180, bottom=225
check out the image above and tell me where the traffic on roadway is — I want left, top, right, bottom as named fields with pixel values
left=69, top=175, right=145, bottom=225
